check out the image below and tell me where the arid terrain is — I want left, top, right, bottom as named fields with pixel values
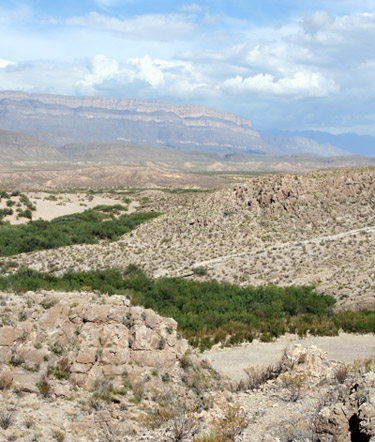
left=7, top=167, right=374, bottom=310
left=1, top=165, right=375, bottom=441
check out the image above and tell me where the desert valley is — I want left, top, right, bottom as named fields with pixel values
left=0, top=91, right=374, bottom=442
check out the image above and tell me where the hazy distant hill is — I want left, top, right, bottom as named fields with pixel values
left=262, top=135, right=349, bottom=156
left=264, top=130, right=375, bottom=156
left=0, top=91, right=352, bottom=157
left=0, top=129, right=62, bottom=166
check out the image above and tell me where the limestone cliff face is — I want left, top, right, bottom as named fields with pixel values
left=0, top=91, right=262, bottom=151
left=0, top=91, right=254, bottom=129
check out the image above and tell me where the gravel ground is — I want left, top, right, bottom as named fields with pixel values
left=205, top=333, right=375, bottom=381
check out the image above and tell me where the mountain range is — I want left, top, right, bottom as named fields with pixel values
left=0, top=90, right=357, bottom=158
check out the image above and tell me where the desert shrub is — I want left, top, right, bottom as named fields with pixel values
left=0, top=408, right=15, bottom=430
left=143, top=398, right=197, bottom=440
left=92, top=379, right=114, bottom=402
left=40, top=298, right=58, bottom=309
left=132, top=381, right=144, bottom=404
left=49, top=342, right=65, bottom=356
left=235, top=363, right=281, bottom=391
left=334, top=363, right=349, bottom=384
left=52, top=429, right=65, bottom=441
left=192, top=266, right=208, bottom=276
left=37, top=376, right=51, bottom=397
left=8, top=353, right=24, bottom=367
left=280, top=373, right=307, bottom=402
left=210, top=402, right=247, bottom=441
left=48, top=358, right=70, bottom=380
left=0, top=373, right=13, bottom=390
left=180, top=351, right=193, bottom=370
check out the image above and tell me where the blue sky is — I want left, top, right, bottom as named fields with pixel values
left=0, top=0, right=375, bottom=135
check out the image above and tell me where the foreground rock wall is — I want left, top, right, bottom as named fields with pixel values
left=0, top=290, right=188, bottom=392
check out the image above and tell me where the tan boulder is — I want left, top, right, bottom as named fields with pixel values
left=70, top=362, right=92, bottom=374
left=0, top=326, right=15, bottom=346
left=76, top=348, right=97, bottom=364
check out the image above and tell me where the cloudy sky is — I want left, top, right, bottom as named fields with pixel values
left=0, top=0, right=374, bottom=135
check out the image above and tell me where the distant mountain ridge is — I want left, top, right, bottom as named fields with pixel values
left=263, top=129, right=375, bottom=157
left=0, top=90, right=351, bottom=157
left=0, top=90, right=268, bottom=154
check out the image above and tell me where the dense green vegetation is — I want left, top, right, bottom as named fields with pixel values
left=0, top=206, right=160, bottom=256
left=1, top=267, right=374, bottom=351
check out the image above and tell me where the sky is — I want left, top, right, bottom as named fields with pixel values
left=0, top=0, right=374, bottom=135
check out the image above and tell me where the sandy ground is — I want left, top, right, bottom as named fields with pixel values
left=0, top=192, right=139, bottom=224
left=205, top=333, right=375, bottom=381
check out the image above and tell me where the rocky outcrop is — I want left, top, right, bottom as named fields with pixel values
left=316, top=371, right=375, bottom=441
left=0, top=290, right=189, bottom=391
left=0, top=289, right=225, bottom=441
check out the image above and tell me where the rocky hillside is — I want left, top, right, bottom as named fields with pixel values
left=10, top=167, right=375, bottom=309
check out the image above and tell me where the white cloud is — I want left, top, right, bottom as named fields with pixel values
left=127, top=55, right=165, bottom=87
left=75, top=54, right=123, bottom=93
left=67, top=11, right=196, bottom=41
left=0, top=58, right=15, bottom=68
left=180, top=3, right=202, bottom=13
left=222, top=72, right=339, bottom=97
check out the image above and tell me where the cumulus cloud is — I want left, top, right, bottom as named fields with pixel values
left=127, top=55, right=165, bottom=87
left=75, top=54, right=124, bottom=93
left=70, top=53, right=208, bottom=99
left=222, top=72, right=339, bottom=97
left=67, top=11, right=196, bottom=41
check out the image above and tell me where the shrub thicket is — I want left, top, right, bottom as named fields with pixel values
left=0, top=207, right=160, bottom=256
left=1, top=267, right=373, bottom=350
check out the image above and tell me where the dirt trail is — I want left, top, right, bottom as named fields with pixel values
left=155, top=225, right=375, bottom=278
left=205, top=333, right=375, bottom=381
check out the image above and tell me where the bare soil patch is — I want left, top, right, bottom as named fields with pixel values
left=205, top=333, right=375, bottom=381
left=0, top=192, right=139, bottom=224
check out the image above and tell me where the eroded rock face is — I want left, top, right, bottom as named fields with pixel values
left=0, top=290, right=188, bottom=391
left=315, top=369, right=375, bottom=442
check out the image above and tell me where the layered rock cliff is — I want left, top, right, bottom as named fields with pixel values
left=0, top=91, right=268, bottom=153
